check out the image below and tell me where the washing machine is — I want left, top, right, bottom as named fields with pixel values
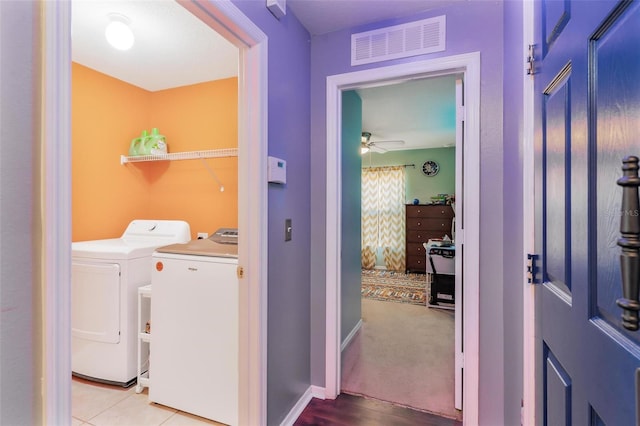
left=71, top=219, right=191, bottom=387
left=149, top=228, right=238, bottom=425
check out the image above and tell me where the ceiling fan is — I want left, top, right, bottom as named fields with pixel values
left=360, top=132, right=405, bottom=154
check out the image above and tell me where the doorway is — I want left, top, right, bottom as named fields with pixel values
left=42, top=1, right=267, bottom=424
left=343, top=75, right=460, bottom=419
left=324, top=52, right=481, bottom=424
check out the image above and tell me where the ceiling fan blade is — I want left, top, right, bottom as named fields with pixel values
left=370, top=144, right=388, bottom=153
left=373, top=140, right=405, bottom=146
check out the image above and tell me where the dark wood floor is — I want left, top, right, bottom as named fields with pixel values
left=294, top=393, right=462, bottom=426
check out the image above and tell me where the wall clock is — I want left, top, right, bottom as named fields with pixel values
left=422, top=160, right=439, bottom=177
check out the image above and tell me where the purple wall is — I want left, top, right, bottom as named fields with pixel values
left=230, top=2, right=312, bottom=424
left=503, top=1, right=525, bottom=425
left=230, top=1, right=526, bottom=423
left=0, top=1, right=38, bottom=424
left=309, top=2, right=510, bottom=424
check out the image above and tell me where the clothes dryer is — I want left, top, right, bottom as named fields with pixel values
left=71, top=220, right=190, bottom=387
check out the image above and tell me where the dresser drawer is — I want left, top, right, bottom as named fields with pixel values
left=406, top=242, right=426, bottom=257
left=407, top=217, right=451, bottom=231
left=406, top=205, right=454, bottom=219
left=407, top=230, right=448, bottom=243
left=406, top=255, right=427, bottom=273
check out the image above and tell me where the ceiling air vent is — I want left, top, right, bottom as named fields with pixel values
left=351, top=15, right=446, bottom=66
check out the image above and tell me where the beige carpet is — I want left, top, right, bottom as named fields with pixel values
left=341, top=298, right=462, bottom=421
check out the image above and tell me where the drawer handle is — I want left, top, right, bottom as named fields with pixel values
left=417, top=222, right=421, bottom=226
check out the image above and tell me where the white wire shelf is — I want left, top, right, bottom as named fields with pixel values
left=120, top=148, right=238, bottom=165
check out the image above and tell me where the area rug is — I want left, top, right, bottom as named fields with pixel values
left=361, top=269, right=427, bottom=306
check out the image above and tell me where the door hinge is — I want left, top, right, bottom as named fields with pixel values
left=237, top=265, right=244, bottom=279
left=527, top=253, right=539, bottom=284
left=526, top=44, right=536, bottom=76
left=457, top=104, right=466, bottom=121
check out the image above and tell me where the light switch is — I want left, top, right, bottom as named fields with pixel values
left=285, top=218, right=292, bottom=241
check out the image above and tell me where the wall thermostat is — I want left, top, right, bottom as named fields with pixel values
left=268, top=156, right=287, bottom=184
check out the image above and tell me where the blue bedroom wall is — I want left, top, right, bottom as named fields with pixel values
left=229, top=2, right=312, bottom=425
left=309, top=1, right=508, bottom=423
left=365, top=148, right=456, bottom=204
left=341, top=90, right=363, bottom=343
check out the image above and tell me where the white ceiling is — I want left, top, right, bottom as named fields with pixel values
left=71, top=0, right=461, bottom=151
left=71, top=0, right=238, bottom=92
left=357, top=75, right=458, bottom=151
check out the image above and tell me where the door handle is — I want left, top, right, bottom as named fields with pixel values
left=616, top=156, right=640, bottom=331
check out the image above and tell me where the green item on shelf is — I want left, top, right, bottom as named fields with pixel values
left=128, top=130, right=148, bottom=156
left=142, top=127, right=167, bottom=155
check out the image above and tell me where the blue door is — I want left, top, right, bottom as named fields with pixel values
left=534, top=0, right=640, bottom=424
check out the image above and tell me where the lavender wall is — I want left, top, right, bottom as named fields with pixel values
left=502, top=1, right=525, bottom=425
left=0, top=1, right=38, bottom=424
left=230, top=2, right=312, bottom=424
left=309, top=2, right=508, bottom=423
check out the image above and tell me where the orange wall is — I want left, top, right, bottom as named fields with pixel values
left=72, top=62, right=238, bottom=241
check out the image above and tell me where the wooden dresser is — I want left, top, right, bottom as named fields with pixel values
left=405, top=204, right=454, bottom=273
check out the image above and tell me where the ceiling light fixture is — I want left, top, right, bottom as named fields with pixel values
left=361, top=132, right=371, bottom=144
left=105, top=13, right=134, bottom=51
left=360, top=132, right=371, bottom=154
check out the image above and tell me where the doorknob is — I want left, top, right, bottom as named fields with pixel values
left=616, top=156, right=640, bottom=331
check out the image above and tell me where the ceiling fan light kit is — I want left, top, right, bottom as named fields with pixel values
left=360, top=131, right=404, bottom=155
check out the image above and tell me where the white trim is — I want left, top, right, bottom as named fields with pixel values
left=46, top=1, right=268, bottom=425
left=279, top=387, right=314, bottom=426
left=311, top=385, right=327, bottom=399
left=522, top=1, right=537, bottom=425
left=341, top=319, right=362, bottom=352
left=454, top=78, right=464, bottom=411
left=325, top=52, right=481, bottom=426
left=325, top=78, right=342, bottom=400
left=43, top=1, right=72, bottom=423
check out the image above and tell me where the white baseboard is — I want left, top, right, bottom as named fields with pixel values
left=341, top=319, right=363, bottom=352
left=279, top=386, right=314, bottom=426
left=311, top=385, right=326, bottom=399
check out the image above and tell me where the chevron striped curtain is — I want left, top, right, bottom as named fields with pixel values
left=361, top=166, right=406, bottom=272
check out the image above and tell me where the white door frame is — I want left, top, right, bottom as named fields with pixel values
left=42, top=2, right=268, bottom=425
left=522, top=2, right=537, bottom=425
left=325, top=52, right=481, bottom=425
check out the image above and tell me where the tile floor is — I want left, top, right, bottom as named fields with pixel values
left=72, top=376, right=225, bottom=426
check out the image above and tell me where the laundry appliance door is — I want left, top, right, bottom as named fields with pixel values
left=150, top=253, right=238, bottom=425
left=71, top=260, right=121, bottom=344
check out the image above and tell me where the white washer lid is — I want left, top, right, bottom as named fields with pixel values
left=72, top=219, right=191, bottom=260
left=120, top=219, right=191, bottom=241
left=72, top=238, right=172, bottom=260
